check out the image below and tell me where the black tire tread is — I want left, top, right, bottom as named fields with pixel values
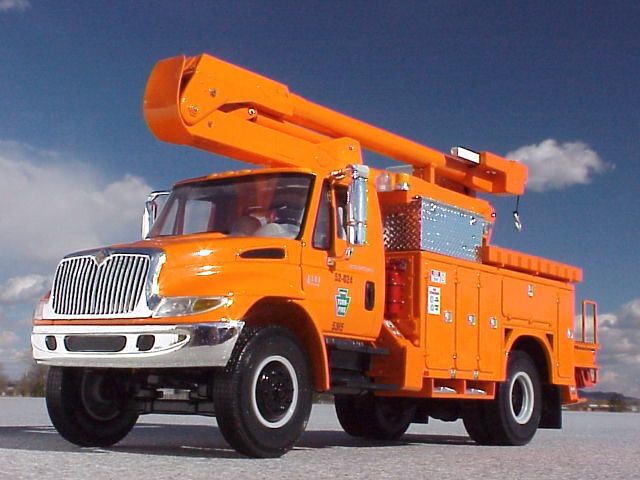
left=213, top=326, right=312, bottom=458
left=463, top=401, right=496, bottom=445
left=213, top=327, right=261, bottom=456
left=335, top=393, right=414, bottom=441
left=481, top=351, right=541, bottom=446
left=46, top=367, right=138, bottom=448
left=334, top=394, right=370, bottom=438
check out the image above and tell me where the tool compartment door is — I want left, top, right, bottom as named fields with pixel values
left=455, top=267, right=479, bottom=374
left=556, top=289, right=575, bottom=380
left=478, top=271, right=502, bottom=376
left=423, top=258, right=455, bottom=374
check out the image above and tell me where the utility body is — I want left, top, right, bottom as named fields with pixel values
left=32, top=54, right=599, bottom=457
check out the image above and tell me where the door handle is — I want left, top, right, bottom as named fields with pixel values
left=365, top=281, right=375, bottom=311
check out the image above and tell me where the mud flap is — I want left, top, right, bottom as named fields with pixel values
left=540, top=384, right=562, bottom=429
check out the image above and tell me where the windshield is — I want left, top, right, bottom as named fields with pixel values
left=149, top=173, right=314, bottom=240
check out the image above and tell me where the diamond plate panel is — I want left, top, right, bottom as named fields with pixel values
left=383, top=197, right=489, bottom=261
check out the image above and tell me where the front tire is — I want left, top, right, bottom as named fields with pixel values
left=213, top=327, right=312, bottom=457
left=46, top=367, right=138, bottom=447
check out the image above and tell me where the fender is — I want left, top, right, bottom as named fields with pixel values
left=504, top=329, right=555, bottom=383
left=244, top=297, right=330, bottom=391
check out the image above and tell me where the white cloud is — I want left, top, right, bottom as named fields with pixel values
left=0, top=141, right=153, bottom=378
left=0, top=140, right=152, bottom=264
left=0, top=274, right=49, bottom=304
left=0, top=0, right=30, bottom=12
left=506, top=139, right=610, bottom=192
left=594, top=298, right=640, bottom=397
left=0, top=331, right=19, bottom=348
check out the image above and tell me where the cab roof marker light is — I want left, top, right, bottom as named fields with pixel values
left=451, top=146, right=481, bottom=165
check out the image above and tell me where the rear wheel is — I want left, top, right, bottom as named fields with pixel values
left=462, top=401, right=494, bottom=444
left=335, top=393, right=415, bottom=441
left=467, top=351, right=541, bottom=445
left=46, top=367, right=138, bottom=447
left=213, top=327, right=312, bottom=457
left=334, top=394, right=370, bottom=437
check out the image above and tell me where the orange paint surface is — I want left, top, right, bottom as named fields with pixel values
left=41, top=53, right=598, bottom=399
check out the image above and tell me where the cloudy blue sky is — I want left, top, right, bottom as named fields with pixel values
left=0, top=1, right=638, bottom=393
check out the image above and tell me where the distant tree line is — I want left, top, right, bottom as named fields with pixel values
left=0, top=361, right=47, bottom=397
left=564, top=390, right=640, bottom=413
left=607, top=393, right=630, bottom=412
left=2, top=363, right=639, bottom=411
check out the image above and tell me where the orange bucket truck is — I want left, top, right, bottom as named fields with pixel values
left=31, top=54, right=599, bottom=457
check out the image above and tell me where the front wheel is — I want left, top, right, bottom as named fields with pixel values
left=46, top=367, right=138, bottom=447
left=213, top=327, right=313, bottom=457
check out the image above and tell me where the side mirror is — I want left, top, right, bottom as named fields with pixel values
left=142, top=191, right=170, bottom=239
left=346, top=165, right=369, bottom=246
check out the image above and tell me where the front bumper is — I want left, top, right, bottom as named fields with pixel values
left=31, top=321, right=244, bottom=368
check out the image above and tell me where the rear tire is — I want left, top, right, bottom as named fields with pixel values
left=469, top=351, right=541, bottom=445
left=334, top=394, right=370, bottom=437
left=213, top=327, right=312, bottom=458
left=46, top=367, right=138, bottom=447
left=462, top=401, right=494, bottom=444
left=335, top=393, right=415, bottom=441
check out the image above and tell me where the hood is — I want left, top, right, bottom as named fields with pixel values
left=122, top=234, right=295, bottom=266
left=114, top=233, right=303, bottom=298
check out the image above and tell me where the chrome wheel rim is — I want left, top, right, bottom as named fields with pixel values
left=509, top=371, right=534, bottom=425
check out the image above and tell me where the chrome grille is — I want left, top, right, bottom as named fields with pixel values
left=52, top=254, right=150, bottom=316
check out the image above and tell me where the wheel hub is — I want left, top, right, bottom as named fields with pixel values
left=251, top=355, right=299, bottom=429
left=256, top=362, right=294, bottom=420
left=80, top=372, right=124, bottom=422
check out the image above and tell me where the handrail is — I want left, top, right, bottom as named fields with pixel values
left=579, top=300, right=598, bottom=344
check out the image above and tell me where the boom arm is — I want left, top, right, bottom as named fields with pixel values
left=144, top=54, right=527, bottom=194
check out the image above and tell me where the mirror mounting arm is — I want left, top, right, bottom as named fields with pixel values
left=326, top=246, right=354, bottom=269
left=141, top=190, right=171, bottom=239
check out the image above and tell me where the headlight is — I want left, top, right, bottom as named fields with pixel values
left=152, top=296, right=232, bottom=318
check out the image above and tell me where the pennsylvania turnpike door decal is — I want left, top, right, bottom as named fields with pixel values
left=335, top=288, right=351, bottom=317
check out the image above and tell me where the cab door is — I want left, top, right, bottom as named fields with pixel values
left=300, top=180, right=381, bottom=340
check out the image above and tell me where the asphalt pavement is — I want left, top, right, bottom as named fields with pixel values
left=0, top=397, right=637, bottom=479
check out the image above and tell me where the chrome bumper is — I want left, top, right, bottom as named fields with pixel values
left=31, top=321, right=244, bottom=368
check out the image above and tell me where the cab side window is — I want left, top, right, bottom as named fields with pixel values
left=312, top=181, right=347, bottom=250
